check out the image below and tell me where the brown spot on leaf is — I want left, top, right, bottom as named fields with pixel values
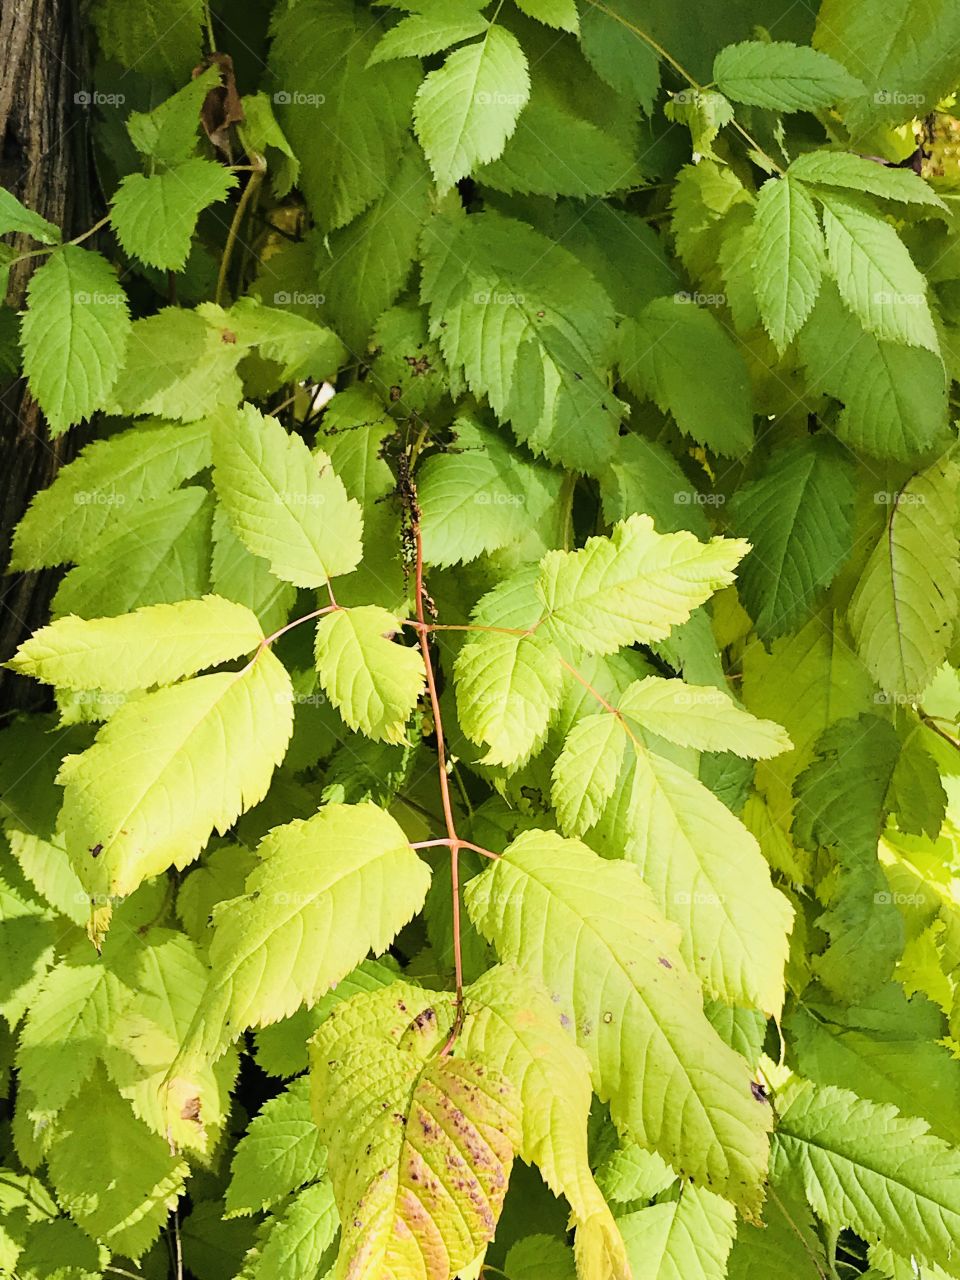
left=658, top=957, right=673, bottom=969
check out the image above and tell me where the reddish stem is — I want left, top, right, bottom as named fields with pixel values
left=412, top=516, right=465, bottom=1050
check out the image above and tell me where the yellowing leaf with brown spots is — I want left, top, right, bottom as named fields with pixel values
left=311, top=986, right=521, bottom=1280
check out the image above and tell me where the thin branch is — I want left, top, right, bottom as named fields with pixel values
left=411, top=497, right=466, bottom=1050
left=215, top=160, right=265, bottom=306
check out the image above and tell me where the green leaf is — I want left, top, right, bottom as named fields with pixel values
left=598, top=433, right=710, bottom=538
left=727, top=438, right=856, bottom=640
left=849, top=455, right=960, bottom=697
left=773, top=1081, right=960, bottom=1273
left=239, top=1180, right=339, bottom=1280
left=537, top=514, right=748, bottom=656
left=9, top=596, right=263, bottom=692
left=50, top=487, right=213, bottom=620
left=91, top=0, right=204, bottom=83
left=418, top=418, right=563, bottom=567
left=577, top=0, right=660, bottom=112
left=111, top=161, right=237, bottom=271
left=789, top=150, right=947, bottom=210
left=0, top=188, right=60, bottom=244
left=238, top=92, right=300, bottom=197
left=618, top=300, right=754, bottom=456
left=515, top=0, right=579, bottom=31
left=726, top=1190, right=826, bottom=1279
left=212, top=402, right=363, bottom=588
left=454, top=568, right=564, bottom=768
left=506, top=1235, right=577, bottom=1280
left=368, top=4, right=490, bottom=65
left=464, top=830, right=772, bottom=1212
left=316, top=144, right=432, bottom=353
left=213, top=297, right=345, bottom=383
left=617, top=1184, right=737, bottom=1280
left=125, top=64, right=222, bottom=164
left=752, top=175, right=824, bottom=351
left=270, top=0, right=420, bottom=230
left=226, top=1077, right=327, bottom=1216
left=312, top=988, right=521, bottom=1279
left=601, top=747, right=794, bottom=1013
left=460, top=966, right=630, bottom=1280
left=185, top=803, right=431, bottom=1057
left=420, top=210, right=620, bottom=473
left=477, top=90, right=639, bottom=198
left=414, top=26, right=530, bottom=192
left=109, top=307, right=244, bottom=421
left=787, top=984, right=960, bottom=1146
left=20, top=247, right=130, bottom=434
left=814, top=0, right=960, bottom=132
left=15, top=949, right=130, bottom=1111
left=713, top=40, right=865, bottom=110
left=793, top=715, right=903, bottom=1001
left=552, top=712, right=627, bottom=835
left=9, top=419, right=212, bottom=570
left=46, top=1069, right=188, bottom=1259
left=819, top=191, right=938, bottom=352
left=57, top=648, right=294, bottom=907
left=314, top=605, right=424, bottom=744
left=618, top=677, right=792, bottom=757
left=211, top=506, right=297, bottom=638
left=798, top=283, right=949, bottom=461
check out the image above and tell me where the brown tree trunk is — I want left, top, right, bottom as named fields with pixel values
left=0, top=0, right=94, bottom=710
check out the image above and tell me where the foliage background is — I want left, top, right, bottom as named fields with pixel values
left=1, top=0, right=960, bottom=1277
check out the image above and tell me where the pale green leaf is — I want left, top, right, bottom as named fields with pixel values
left=0, top=188, right=60, bottom=244
left=111, top=160, right=236, bottom=271
left=515, top=0, right=578, bottom=31
left=368, top=5, right=490, bottom=65
left=212, top=402, right=363, bottom=588
left=314, top=605, right=424, bottom=744
left=819, top=191, right=938, bottom=351
left=552, top=712, right=626, bottom=835
left=242, top=1180, right=339, bottom=1280
left=420, top=210, right=620, bottom=473
left=713, top=40, right=865, bottom=110
left=617, top=1184, right=737, bottom=1280
left=21, top=247, right=130, bottom=434
left=226, top=1077, right=326, bottom=1216
left=798, top=283, right=949, bottom=461
left=270, top=0, right=419, bottom=230
left=537, top=514, right=748, bottom=656
left=57, top=648, right=294, bottom=906
left=9, top=419, right=212, bottom=571
left=9, top=595, right=263, bottom=692
left=211, top=506, right=297, bottom=637
left=789, top=150, right=947, bottom=210
left=46, top=1069, right=188, bottom=1259
left=110, top=307, right=244, bottom=421
left=461, top=966, right=630, bottom=1280
left=464, top=830, right=772, bottom=1212
left=414, top=26, right=530, bottom=192
left=849, top=456, right=960, bottom=697
left=50, top=487, right=213, bottom=620
left=752, top=175, right=824, bottom=351
left=185, top=803, right=431, bottom=1057
left=773, top=1081, right=960, bottom=1274
left=618, top=676, right=792, bottom=758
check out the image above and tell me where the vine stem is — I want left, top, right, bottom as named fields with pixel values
left=411, top=838, right=500, bottom=860
left=411, top=508, right=466, bottom=1052
left=583, top=0, right=784, bottom=174
left=215, top=158, right=266, bottom=306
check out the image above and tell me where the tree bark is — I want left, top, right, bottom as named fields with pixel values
left=0, top=0, right=94, bottom=710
